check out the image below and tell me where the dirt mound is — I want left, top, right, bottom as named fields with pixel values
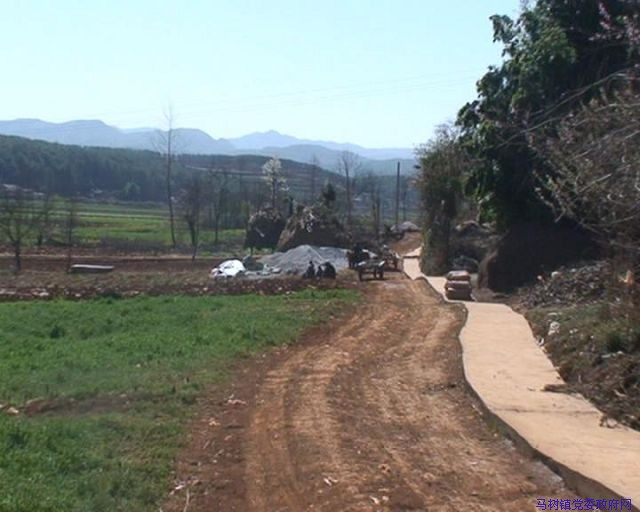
left=260, top=245, right=348, bottom=275
left=0, top=275, right=345, bottom=302
left=478, top=222, right=600, bottom=292
left=516, top=260, right=609, bottom=309
left=245, top=208, right=286, bottom=250
left=277, top=205, right=349, bottom=252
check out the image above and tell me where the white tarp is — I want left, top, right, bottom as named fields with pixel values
left=210, top=259, right=246, bottom=278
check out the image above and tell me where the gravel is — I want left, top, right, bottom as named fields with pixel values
left=260, top=245, right=348, bottom=275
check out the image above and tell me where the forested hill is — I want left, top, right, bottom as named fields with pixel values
left=0, top=134, right=340, bottom=203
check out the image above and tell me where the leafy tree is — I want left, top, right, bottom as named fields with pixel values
left=122, top=181, right=141, bottom=200
left=321, top=181, right=337, bottom=208
left=458, top=0, right=638, bottom=228
left=530, top=8, right=640, bottom=256
left=416, top=124, right=468, bottom=274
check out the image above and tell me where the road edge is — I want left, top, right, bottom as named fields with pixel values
left=403, top=255, right=639, bottom=511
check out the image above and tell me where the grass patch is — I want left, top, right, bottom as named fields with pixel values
left=0, top=289, right=358, bottom=511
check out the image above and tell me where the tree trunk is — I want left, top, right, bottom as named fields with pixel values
left=167, top=154, right=176, bottom=248
left=13, top=242, right=21, bottom=272
left=66, top=245, right=72, bottom=273
left=345, top=172, right=352, bottom=233
left=271, top=184, right=277, bottom=212
left=395, top=161, right=401, bottom=228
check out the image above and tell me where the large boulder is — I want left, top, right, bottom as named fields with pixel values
left=450, top=221, right=499, bottom=262
left=478, top=222, right=601, bottom=292
left=277, top=204, right=349, bottom=252
left=391, top=221, right=420, bottom=235
left=244, top=208, right=286, bottom=251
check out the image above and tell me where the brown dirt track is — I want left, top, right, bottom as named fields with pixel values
left=166, top=272, right=574, bottom=511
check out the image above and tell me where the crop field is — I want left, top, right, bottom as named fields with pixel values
left=2, top=199, right=246, bottom=253
left=0, top=289, right=358, bottom=511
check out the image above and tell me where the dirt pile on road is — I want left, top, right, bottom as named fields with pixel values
left=261, top=245, right=348, bottom=275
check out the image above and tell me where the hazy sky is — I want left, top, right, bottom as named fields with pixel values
left=2, top=1, right=520, bottom=148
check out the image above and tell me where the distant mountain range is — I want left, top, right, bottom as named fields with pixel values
left=0, top=119, right=416, bottom=175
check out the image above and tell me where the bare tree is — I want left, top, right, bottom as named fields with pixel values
left=206, top=168, right=229, bottom=245
left=36, top=192, right=54, bottom=247
left=531, top=80, right=640, bottom=254
left=337, top=151, right=361, bottom=232
left=63, top=197, right=78, bottom=272
left=262, top=156, right=288, bottom=211
left=361, top=172, right=383, bottom=241
left=179, top=176, right=204, bottom=261
left=0, top=188, right=41, bottom=272
left=154, top=107, right=181, bottom=248
left=309, top=155, right=320, bottom=204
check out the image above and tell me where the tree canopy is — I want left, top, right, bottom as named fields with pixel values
left=458, top=0, right=639, bottom=228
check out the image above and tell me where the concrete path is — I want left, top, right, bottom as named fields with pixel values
left=403, top=255, right=640, bottom=510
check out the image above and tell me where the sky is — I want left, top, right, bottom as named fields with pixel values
left=1, top=0, right=521, bottom=148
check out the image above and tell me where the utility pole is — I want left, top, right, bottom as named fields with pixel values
left=395, top=161, right=401, bottom=228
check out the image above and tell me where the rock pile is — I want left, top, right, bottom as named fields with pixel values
left=517, top=260, right=609, bottom=308
left=277, top=204, right=349, bottom=252
left=261, top=245, right=348, bottom=275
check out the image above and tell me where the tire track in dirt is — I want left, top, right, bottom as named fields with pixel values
left=168, top=273, right=576, bottom=511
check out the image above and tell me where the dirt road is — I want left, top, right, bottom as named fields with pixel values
left=168, top=273, right=573, bottom=511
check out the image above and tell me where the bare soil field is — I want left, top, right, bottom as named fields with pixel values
left=0, top=250, right=223, bottom=273
left=0, top=251, right=349, bottom=301
left=164, top=272, right=574, bottom=511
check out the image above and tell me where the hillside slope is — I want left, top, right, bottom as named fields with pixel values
left=0, top=120, right=416, bottom=175
left=0, top=134, right=340, bottom=203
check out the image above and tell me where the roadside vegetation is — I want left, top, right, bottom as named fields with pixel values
left=527, top=301, right=640, bottom=430
left=415, top=2, right=640, bottom=429
left=0, top=289, right=358, bottom=511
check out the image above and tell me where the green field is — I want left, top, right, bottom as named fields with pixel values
left=72, top=205, right=244, bottom=250
left=0, top=289, right=358, bottom=511
left=2, top=198, right=246, bottom=253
